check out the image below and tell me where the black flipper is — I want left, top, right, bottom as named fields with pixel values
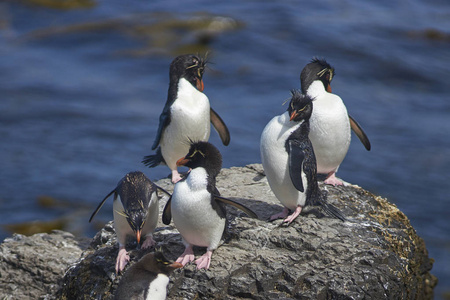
left=214, top=195, right=258, bottom=219
left=142, top=147, right=166, bottom=168
left=288, top=140, right=305, bottom=193
left=162, top=196, right=172, bottom=225
left=349, top=115, right=371, bottom=151
left=152, top=105, right=172, bottom=150
left=89, top=189, right=115, bottom=222
left=210, top=108, right=230, bottom=146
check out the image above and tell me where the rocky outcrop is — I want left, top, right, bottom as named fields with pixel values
left=0, top=165, right=438, bottom=299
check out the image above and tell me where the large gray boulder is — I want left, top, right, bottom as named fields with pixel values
left=0, top=165, right=438, bottom=299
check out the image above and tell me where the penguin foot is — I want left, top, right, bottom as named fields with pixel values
left=324, top=172, right=343, bottom=186
left=116, top=248, right=130, bottom=273
left=141, top=235, right=156, bottom=249
left=195, top=250, right=212, bottom=270
left=176, top=246, right=195, bottom=266
left=171, top=170, right=183, bottom=184
left=283, top=206, right=303, bottom=224
left=269, top=207, right=290, bottom=221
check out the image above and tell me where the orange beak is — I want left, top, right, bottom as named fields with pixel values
left=169, top=261, right=183, bottom=269
left=326, top=84, right=332, bottom=93
left=136, top=230, right=141, bottom=244
left=176, top=156, right=190, bottom=167
left=290, top=111, right=299, bottom=121
left=196, top=78, right=204, bottom=92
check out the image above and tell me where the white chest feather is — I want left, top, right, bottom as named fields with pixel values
left=307, top=81, right=351, bottom=173
left=160, top=78, right=211, bottom=169
left=260, top=112, right=307, bottom=210
left=172, top=168, right=225, bottom=249
left=146, top=273, right=169, bottom=300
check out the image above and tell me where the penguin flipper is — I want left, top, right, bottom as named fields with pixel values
left=162, top=196, right=172, bottom=225
left=152, top=105, right=172, bottom=150
left=349, top=115, right=371, bottom=151
left=214, top=195, right=258, bottom=219
left=210, top=108, right=230, bottom=146
left=89, top=189, right=115, bottom=222
left=142, top=147, right=166, bottom=168
left=288, top=140, right=305, bottom=193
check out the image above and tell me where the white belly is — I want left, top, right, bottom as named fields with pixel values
left=171, top=168, right=225, bottom=250
left=160, top=78, right=211, bottom=169
left=146, top=274, right=169, bottom=300
left=309, top=91, right=350, bottom=174
left=260, top=112, right=307, bottom=210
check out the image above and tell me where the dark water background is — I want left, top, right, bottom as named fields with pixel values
left=0, top=0, right=449, bottom=297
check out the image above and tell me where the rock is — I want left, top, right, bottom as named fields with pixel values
left=0, top=165, right=438, bottom=299
left=0, top=230, right=89, bottom=299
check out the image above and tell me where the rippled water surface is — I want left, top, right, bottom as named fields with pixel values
left=0, top=0, right=449, bottom=297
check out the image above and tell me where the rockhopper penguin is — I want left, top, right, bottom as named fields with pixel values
left=142, top=54, right=230, bottom=183
left=162, top=141, right=257, bottom=269
left=89, top=171, right=170, bottom=273
left=114, top=251, right=182, bottom=300
left=300, top=58, right=370, bottom=186
left=260, top=90, right=346, bottom=224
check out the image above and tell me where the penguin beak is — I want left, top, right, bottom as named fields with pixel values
left=136, top=229, right=141, bottom=244
left=290, top=110, right=299, bottom=121
left=326, top=84, right=332, bottom=93
left=169, top=261, right=183, bottom=269
left=176, top=156, right=190, bottom=167
left=196, top=78, right=204, bottom=92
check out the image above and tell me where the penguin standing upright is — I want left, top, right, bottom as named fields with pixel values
left=162, top=141, right=257, bottom=269
left=300, top=58, right=370, bottom=186
left=260, top=90, right=346, bottom=224
left=89, top=171, right=167, bottom=273
left=142, top=54, right=230, bottom=183
left=114, top=251, right=182, bottom=300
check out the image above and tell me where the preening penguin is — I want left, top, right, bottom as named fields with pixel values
left=142, top=54, right=230, bottom=183
left=114, top=251, right=182, bottom=300
left=300, top=58, right=370, bottom=186
left=89, top=171, right=169, bottom=273
left=162, top=141, right=257, bottom=269
left=260, top=90, right=346, bottom=224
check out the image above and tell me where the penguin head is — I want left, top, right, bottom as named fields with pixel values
left=287, top=90, right=313, bottom=122
left=170, top=54, right=206, bottom=92
left=139, top=251, right=183, bottom=275
left=176, top=141, right=222, bottom=178
left=124, top=208, right=148, bottom=245
left=300, top=57, right=335, bottom=93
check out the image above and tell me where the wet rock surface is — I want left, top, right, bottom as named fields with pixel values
left=1, top=164, right=438, bottom=299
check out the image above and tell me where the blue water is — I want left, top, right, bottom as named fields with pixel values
left=0, top=0, right=449, bottom=297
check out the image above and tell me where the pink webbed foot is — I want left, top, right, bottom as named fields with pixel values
left=115, top=247, right=130, bottom=273
left=195, top=250, right=213, bottom=270
left=324, top=172, right=344, bottom=186
left=171, top=170, right=183, bottom=184
left=283, top=206, right=303, bottom=224
left=176, top=245, right=195, bottom=266
left=269, top=207, right=290, bottom=221
left=141, top=235, right=155, bottom=249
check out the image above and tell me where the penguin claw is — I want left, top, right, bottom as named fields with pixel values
left=116, top=248, right=130, bottom=273
left=269, top=207, right=290, bottom=221
left=195, top=250, right=212, bottom=270
left=324, top=173, right=344, bottom=186
left=176, top=246, right=195, bottom=266
left=171, top=170, right=183, bottom=184
left=283, top=206, right=303, bottom=224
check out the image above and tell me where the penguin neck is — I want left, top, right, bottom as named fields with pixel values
left=306, top=80, right=327, bottom=99
left=185, top=167, right=209, bottom=191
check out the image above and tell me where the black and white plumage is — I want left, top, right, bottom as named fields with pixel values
left=300, top=58, right=370, bottom=186
left=114, top=251, right=182, bottom=300
left=89, top=171, right=169, bottom=273
left=260, top=90, right=346, bottom=224
left=162, top=141, right=257, bottom=269
left=142, top=54, right=230, bottom=184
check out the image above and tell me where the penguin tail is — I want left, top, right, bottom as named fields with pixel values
left=142, top=147, right=166, bottom=168
left=317, top=191, right=346, bottom=222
